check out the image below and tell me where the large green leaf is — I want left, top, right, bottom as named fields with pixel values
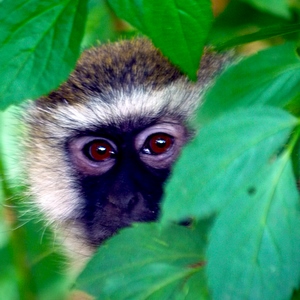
left=76, top=222, right=210, bottom=299
left=207, top=150, right=300, bottom=300
left=82, top=0, right=117, bottom=48
left=107, top=0, right=213, bottom=80
left=0, top=0, right=88, bottom=110
left=161, top=107, right=299, bottom=223
left=242, top=0, right=291, bottom=19
left=198, top=43, right=300, bottom=124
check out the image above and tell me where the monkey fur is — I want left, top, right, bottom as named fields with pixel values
left=23, top=38, right=225, bottom=266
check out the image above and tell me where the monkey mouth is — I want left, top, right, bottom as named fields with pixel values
left=82, top=206, right=159, bottom=248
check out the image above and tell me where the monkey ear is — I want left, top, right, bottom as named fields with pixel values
left=197, top=49, right=233, bottom=86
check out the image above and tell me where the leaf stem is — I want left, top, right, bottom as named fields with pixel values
left=289, top=124, right=300, bottom=185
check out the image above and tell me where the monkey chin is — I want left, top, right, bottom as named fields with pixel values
left=59, top=208, right=158, bottom=274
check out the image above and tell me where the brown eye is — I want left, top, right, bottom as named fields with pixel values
left=144, top=133, right=174, bottom=155
left=85, top=140, right=116, bottom=162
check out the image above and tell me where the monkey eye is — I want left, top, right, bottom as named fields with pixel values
left=84, top=139, right=116, bottom=162
left=136, top=122, right=187, bottom=169
left=142, top=133, right=174, bottom=155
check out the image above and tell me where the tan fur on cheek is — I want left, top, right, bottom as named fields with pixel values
left=25, top=140, right=79, bottom=222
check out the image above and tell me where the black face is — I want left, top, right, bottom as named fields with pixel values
left=68, top=121, right=187, bottom=247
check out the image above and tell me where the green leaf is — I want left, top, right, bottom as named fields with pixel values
left=207, top=148, right=300, bottom=300
left=0, top=247, right=19, bottom=300
left=82, top=0, right=117, bottom=48
left=0, top=107, right=23, bottom=186
left=209, top=1, right=285, bottom=47
left=161, top=106, right=299, bottom=223
left=107, top=0, right=213, bottom=80
left=0, top=112, right=19, bottom=299
left=0, top=0, right=88, bottom=110
left=20, top=218, right=71, bottom=300
left=285, top=94, right=300, bottom=118
left=76, top=222, right=210, bottom=299
left=198, top=43, right=300, bottom=124
left=0, top=108, right=12, bottom=249
left=242, top=0, right=291, bottom=19
left=0, top=181, right=18, bottom=300
left=214, top=23, right=300, bottom=51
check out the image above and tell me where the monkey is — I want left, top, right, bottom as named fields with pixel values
left=23, top=38, right=225, bottom=267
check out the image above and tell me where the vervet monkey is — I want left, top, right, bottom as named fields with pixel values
left=23, top=38, right=225, bottom=265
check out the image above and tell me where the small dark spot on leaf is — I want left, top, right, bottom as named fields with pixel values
left=189, top=261, right=206, bottom=269
left=269, top=154, right=277, bottom=164
left=178, top=217, right=194, bottom=227
left=247, top=187, right=256, bottom=195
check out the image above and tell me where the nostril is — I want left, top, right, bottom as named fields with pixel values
left=126, top=195, right=139, bottom=212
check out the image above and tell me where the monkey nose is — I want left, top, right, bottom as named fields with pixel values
left=107, top=193, right=140, bottom=212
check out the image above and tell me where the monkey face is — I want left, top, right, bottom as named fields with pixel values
left=24, top=38, right=205, bottom=260
left=68, top=120, right=188, bottom=247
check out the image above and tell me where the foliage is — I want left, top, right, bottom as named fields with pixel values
left=0, top=0, right=88, bottom=110
left=162, top=107, right=300, bottom=300
left=242, top=0, right=291, bottom=19
left=77, top=221, right=210, bottom=299
left=1, top=0, right=300, bottom=299
left=107, top=0, right=213, bottom=80
left=198, top=42, right=300, bottom=124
